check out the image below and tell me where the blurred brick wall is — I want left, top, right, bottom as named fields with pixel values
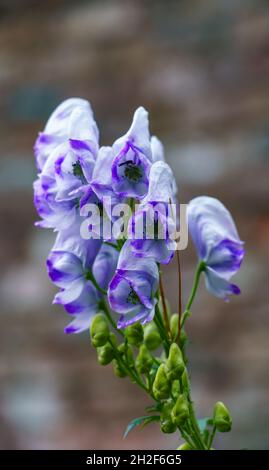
left=0, top=0, right=269, bottom=449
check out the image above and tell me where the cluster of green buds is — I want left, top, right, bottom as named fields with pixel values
left=89, top=314, right=162, bottom=381
left=89, top=312, right=233, bottom=449
left=152, top=342, right=190, bottom=433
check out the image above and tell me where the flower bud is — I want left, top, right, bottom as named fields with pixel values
left=118, top=343, right=134, bottom=366
left=112, top=359, right=127, bottom=378
left=213, top=401, right=232, bottom=432
left=170, top=313, right=179, bottom=342
left=152, top=364, right=170, bottom=400
left=135, top=344, right=153, bottom=374
left=125, top=322, right=144, bottom=347
left=170, top=314, right=188, bottom=348
left=90, top=314, right=110, bottom=348
left=144, top=323, right=162, bottom=350
left=171, top=379, right=180, bottom=399
left=179, top=329, right=188, bottom=350
left=171, top=394, right=189, bottom=426
left=160, top=400, right=177, bottom=434
left=181, top=369, right=189, bottom=392
left=177, top=443, right=192, bottom=450
left=165, top=343, right=185, bottom=381
left=97, top=333, right=117, bottom=365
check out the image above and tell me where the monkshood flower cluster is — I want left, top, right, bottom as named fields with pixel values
left=34, top=98, right=245, bottom=450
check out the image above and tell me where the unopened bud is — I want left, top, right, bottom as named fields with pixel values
left=171, top=394, right=189, bottom=426
left=170, top=314, right=188, bottom=349
left=165, top=343, right=185, bottom=381
left=90, top=314, right=110, bottom=348
left=135, top=344, right=153, bottom=374
left=170, top=314, right=179, bottom=342
left=152, top=364, right=170, bottom=400
left=144, top=323, right=162, bottom=350
left=112, top=359, right=127, bottom=378
left=179, top=329, right=188, bottom=350
left=160, top=400, right=177, bottom=434
left=213, top=401, right=232, bottom=432
left=181, top=369, right=189, bottom=392
left=118, top=343, right=134, bottom=366
left=171, top=380, right=180, bottom=398
left=125, top=322, right=144, bottom=347
left=97, top=333, right=117, bottom=365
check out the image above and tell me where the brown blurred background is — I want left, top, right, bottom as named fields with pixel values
left=0, top=0, right=269, bottom=450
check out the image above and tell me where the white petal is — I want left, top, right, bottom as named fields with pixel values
left=151, top=136, right=165, bottom=162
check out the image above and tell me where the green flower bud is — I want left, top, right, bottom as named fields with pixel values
left=181, top=369, right=189, bottom=392
left=152, top=364, right=170, bottom=400
left=171, top=379, right=180, bottom=398
left=125, top=322, right=144, bottom=347
left=144, top=323, right=162, bottom=350
left=96, top=333, right=117, bottom=365
left=118, top=343, right=134, bottom=366
left=165, top=343, right=185, bottom=381
left=170, top=313, right=179, bottom=342
left=171, top=394, right=189, bottom=426
left=170, top=314, right=188, bottom=349
left=160, top=416, right=177, bottom=434
left=112, top=359, right=127, bottom=378
left=90, top=314, right=110, bottom=348
left=179, top=329, right=188, bottom=350
left=135, top=344, right=153, bottom=374
left=160, top=400, right=177, bottom=434
left=213, top=401, right=232, bottom=432
left=177, top=442, right=192, bottom=450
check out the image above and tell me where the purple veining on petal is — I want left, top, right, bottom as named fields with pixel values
left=69, top=138, right=93, bottom=152
left=55, top=156, right=65, bottom=176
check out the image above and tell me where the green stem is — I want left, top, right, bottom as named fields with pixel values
left=185, top=373, right=206, bottom=450
left=184, top=421, right=201, bottom=449
left=181, top=261, right=205, bottom=328
left=86, top=270, right=107, bottom=296
left=178, top=426, right=196, bottom=449
left=100, top=299, right=124, bottom=337
left=154, top=304, right=170, bottom=356
left=108, top=338, right=149, bottom=394
left=207, top=425, right=216, bottom=450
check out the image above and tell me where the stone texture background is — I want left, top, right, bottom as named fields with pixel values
left=0, top=0, right=269, bottom=449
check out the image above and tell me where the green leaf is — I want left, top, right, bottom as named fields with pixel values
left=123, top=415, right=160, bottom=438
left=145, top=403, right=162, bottom=413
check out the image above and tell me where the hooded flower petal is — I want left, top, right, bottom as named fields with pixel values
left=151, top=136, right=165, bottom=163
left=34, top=98, right=96, bottom=171
left=108, top=241, right=159, bottom=328
left=47, top=251, right=84, bottom=288
left=33, top=178, right=77, bottom=230
left=111, top=107, right=152, bottom=199
left=143, top=161, right=177, bottom=205
left=64, top=310, right=97, bottom=335
left=187, top=196, right=244, bottom=300
left=41, top=139, right=96, bottom=202
left=92, top=243, right=119, bottom=290
left=128, top=161, right=178, bottom=263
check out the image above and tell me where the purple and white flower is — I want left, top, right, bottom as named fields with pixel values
left=128, top=161, right=178, bottom=264
left=111, top=107, right=153, bottom=199
left=108, top=241, right=159, bottom=328
left=47, top=242, right=118, bottom=334
left=34, top=98, right=98, bottom=171
left=34, top=101, right=99, bottom=231
left=187, top=196, right=245, bottom=300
